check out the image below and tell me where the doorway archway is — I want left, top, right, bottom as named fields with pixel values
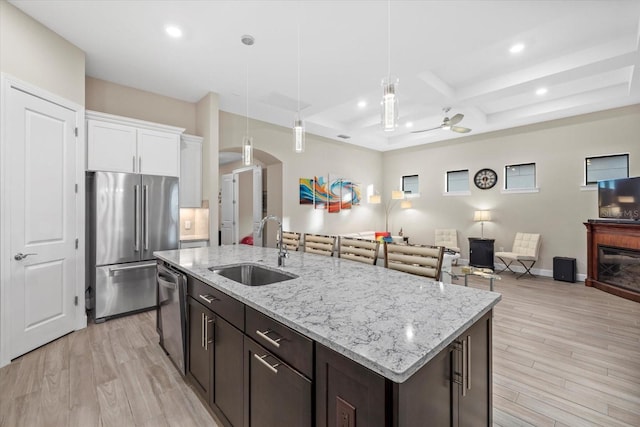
left=219, top=148, right=283, bottom=247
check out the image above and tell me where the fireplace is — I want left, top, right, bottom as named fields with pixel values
left=585, top=220, right=640, bottom=302
left=598, top=245, right=640, bottom=294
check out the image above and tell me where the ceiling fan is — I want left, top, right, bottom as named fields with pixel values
left=411, top=107, right=471, bottom=134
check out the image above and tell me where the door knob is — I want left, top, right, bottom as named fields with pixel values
left=14, top=252, right=37, bottom=261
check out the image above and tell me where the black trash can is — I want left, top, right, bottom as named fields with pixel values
left=553, top=257, right=576, bottom=283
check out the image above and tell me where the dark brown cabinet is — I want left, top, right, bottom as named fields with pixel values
left=187, top=297, right=214, bottom=405
left=469, top=238, right=495, bottom=270
left=316, top=311, right=492, bottom=427
left=453, top=311, right=492, bottom=426
left=181, top=270, right=492, bottom=427
left=395, top=341, right=454, bottom=426
left=186, top=278, right=244, bottom=427
left=316, top=343, right=386, bottom=427
left=244, top=336, right=312, bottom=427
left=214, top=316, right=244, bottom=427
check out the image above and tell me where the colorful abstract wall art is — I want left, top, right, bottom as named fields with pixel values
left=298, top=176, right=361, bottom=213
left=299, top=178, right=314, bottom=205
left=314, top=176, right=328, bottom=210
left=328, top=175, right=342, bottom=213
left=340, top=180, right=361, bottom=209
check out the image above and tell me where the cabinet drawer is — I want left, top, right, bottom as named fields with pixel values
left=246, top=306, right=313, bottom=378
left=188, top=276, right=245, bottom=330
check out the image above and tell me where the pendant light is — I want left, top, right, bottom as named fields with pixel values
left=241, top=34, right=254, bottom=166
left=381, top=0, right=398, bottom=132
left=293, top=3, right=305, bottom=153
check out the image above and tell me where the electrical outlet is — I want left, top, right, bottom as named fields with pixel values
left=185, top=220, right=192, bottom=230
left=499, top=246, right=504, bottom=252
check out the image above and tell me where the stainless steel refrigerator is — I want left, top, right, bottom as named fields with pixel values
left=87, top=171, right=179, bottom=322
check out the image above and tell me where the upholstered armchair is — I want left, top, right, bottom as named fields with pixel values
left=495, top=233, right=541, bottom=279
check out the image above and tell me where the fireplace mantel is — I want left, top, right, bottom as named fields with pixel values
left=584, top=219, right=640, bottom=302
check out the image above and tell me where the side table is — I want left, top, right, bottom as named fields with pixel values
left=469, top=237, right=495, bottom=270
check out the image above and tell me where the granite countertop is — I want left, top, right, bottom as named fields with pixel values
left=155, top=245, right=501, bottom=383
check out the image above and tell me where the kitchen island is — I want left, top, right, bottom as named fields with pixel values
left=156, top=245, right=501, bottom=427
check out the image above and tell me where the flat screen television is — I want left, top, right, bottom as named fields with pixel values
left=598, top=176, right=640, bottom=220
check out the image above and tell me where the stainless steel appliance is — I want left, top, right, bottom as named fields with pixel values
left=157, top=261, right=187, bottom=375
left=87, top=171, right=179, bottom=321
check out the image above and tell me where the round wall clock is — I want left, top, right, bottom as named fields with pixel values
left=474, top=168, right=498, bottom=189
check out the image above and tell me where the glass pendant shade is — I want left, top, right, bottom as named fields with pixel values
left=242, top=136, right=253, bottom=166
left=293, top=118, right=305, bottom=153
left=381, top=76, right=399, bottom=131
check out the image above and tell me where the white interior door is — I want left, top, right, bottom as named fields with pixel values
left=7, top=86, right=77, bottom=359
left=220, top=173, right=236, bottom=245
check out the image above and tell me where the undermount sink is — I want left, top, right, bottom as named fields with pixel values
left=209, top=263, right=298, bottom=286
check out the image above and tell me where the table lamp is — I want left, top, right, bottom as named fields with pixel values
left=473, top=210, right=492, bottom=239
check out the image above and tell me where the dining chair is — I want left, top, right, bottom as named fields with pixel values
left=338, top=236, right=380, bottom=265
left=384, top=242, right=444, bottom=280
left=303, top=233, right=337, bottom=257
left=280, top=231, right=302, bottom=251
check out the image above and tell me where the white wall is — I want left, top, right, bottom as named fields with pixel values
left=0, top=0, right=85, bottom=105
left=219, top=111, right=384, bottom=235
left=197, top=93, right=220, bottom=245
left=86, top=77, right=197, bottom=134
left=382, top=104, right=640, bottom=275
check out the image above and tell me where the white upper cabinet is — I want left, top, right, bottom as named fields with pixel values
left=138, top=128, right=181, bottom=176
left=86, top=111, right=184, bottom=177
left=180, top=134, right=203, bottom=208
left=87, top=120, right=137, bottom=173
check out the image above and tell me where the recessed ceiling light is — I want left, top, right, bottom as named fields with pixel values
left=509, top=43, right=525, bottom=54
left=405, top=122, right=413, bottom=128
left=165, top=26, right=182, bottom=38
left=357, top=100, right=367, bottom=108
left=536, top=88, right=548, bottom=96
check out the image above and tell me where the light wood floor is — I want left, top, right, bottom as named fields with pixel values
left=455, top=273, right=640, bottom=427
left=0, top=275, right=638, bottom=426
left=0, top=311, right=218, bottom=427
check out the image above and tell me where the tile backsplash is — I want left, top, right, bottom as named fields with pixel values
left=179, top=203, right=209, bottom=240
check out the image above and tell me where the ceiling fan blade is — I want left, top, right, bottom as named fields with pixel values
left=411, top=125, right=443, bottom=134
left=451, top=126, right=471, bottom=133
left=449, top=113, right=464, bottom=125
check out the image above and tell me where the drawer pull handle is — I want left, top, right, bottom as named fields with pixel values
left=256, top=329, right=282, bottom=348
left=204, top=315, right=214, bottom=350
left=199, top=294, right=217, bottom=304
left=466, top=335, right=471, bottom=392
left=462, top=337, right=467, bottom=396
left=254, top=354, right=279, bottom=374
left=201, top=313, right=205, bottom=348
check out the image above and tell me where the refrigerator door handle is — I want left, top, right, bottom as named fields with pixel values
left=134, top=184, right=140, bottom=252
left=108, top=261, right=157, bottom=276
left=144, top=184, right=149, bottom=250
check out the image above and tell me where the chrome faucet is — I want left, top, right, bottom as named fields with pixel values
left=258, top=215, right=289, bottom=267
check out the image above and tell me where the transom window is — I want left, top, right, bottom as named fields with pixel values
left=446, top=170, right=469, bottom=192
left=505, top=163, right=536, bottom=190
left=402, top=174, right=419, bottom=195
left=585, top=154, right=629, bottom=185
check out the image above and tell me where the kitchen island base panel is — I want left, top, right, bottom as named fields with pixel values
left=317, top=311, right=493, bottom=427
left=316, top=343, right=387, bottom=427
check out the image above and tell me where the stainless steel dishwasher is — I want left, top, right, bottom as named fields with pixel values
left=157, top=261, right=187, bottom=375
